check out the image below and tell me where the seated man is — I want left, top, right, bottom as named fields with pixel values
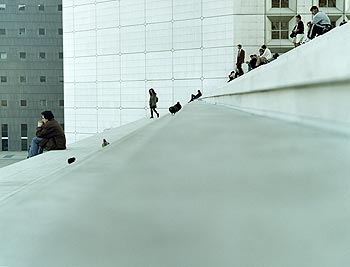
left=246, top=54, right=258, bottom=71
left=28, top=111, right=66, bottom=158
left=188, top=90, right=202, bottom=103
left=308, top=6, right=332, bottom=39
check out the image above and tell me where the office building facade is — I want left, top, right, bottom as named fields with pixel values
left=63, top=0, right=349, bottom=143
left=0, top=0, right=64, bottom=151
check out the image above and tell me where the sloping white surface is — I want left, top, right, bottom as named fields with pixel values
left=0, top=102, right=349, bottom=266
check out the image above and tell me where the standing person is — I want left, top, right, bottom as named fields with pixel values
left=149, top=88, right=159, bottom=118
left=235, top=44, right=245, bottom=77
left=292, top=15, right=304, bottom=47
left=308, top=6, right=332, bottom=39
left=28, top=111, right=66, bottom=158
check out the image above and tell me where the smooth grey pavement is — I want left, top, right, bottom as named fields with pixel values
left=0, top=152, right=26, bottom=168
left=0, top=102, right=349, bottom=267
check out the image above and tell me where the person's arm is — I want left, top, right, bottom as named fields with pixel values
left=312, top=13, right=322, bottom=25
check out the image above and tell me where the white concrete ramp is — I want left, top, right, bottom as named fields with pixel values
left=0, top=102, right=349, bottom=267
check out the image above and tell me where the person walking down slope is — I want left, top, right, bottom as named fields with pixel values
left=149, top=88, right=159, bottom=118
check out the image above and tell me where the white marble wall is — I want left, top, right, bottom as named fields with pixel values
left=63, top=0, right=349, bottom=143
left=63, top=0, right=267, bottom=142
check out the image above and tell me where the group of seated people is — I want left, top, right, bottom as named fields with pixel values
left=228, top=5, right=346, bottom=83
left=228, top=45, right=279, bottom=82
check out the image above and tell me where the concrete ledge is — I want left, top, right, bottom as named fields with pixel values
left=203, top=23, right=350, bottom=134
left=0, top=117, right=156, bottom=204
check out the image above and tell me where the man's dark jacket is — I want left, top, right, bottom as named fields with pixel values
left=36, top=119, right=66, bottom=150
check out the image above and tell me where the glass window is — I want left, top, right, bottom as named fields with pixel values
left=272, top=0, right=289, bottom=8
left=38, top=4, right=44, bottom=11
left=40, top=76, right=46, bottom=83
left=59, top=99, right=64, bottom=106
left=40, top=99, right=47, bottom=106
left=272, top=21, right=289, bottom=39
left=2, top=139, right=8, bottom=151
left=0, top=76, right=7, bottom=83
left=1, top=124, right=8, bottom=137
left=19, top=52, right=26, bottom=59
left=19, top=28, right=26, bottom=35
left=1, top=100, right=7, bottom=106
left=59, top=52, right=63, bottom=59
left=20, top=100, right=27, bottom=107
left=0, top=52, right=7, bottom=59
left=319, top=0, right=336, bottom=7
left=18, top=4, right=26, bottom=11
left=39, top=52, right=46, bottom=59
left=58, top=4, right=62, bottom=11
left=21, top=139, right=27, bottom=151
left=39, top=28, right=46, bottom=35
left=20, top=76, right=27, bottom=83
left=0, top=4, right=6, bottom=11
left=58, top=28, right=63, bottom=35
left=0, top=29, right=6, bottom=35
left=21, top=124, right=27, bottom=137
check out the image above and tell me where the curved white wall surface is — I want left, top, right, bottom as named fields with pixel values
left=203, top=23, right=350, bottom=134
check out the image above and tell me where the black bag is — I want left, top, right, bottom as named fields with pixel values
left=290, top=31, right=296, bottom=38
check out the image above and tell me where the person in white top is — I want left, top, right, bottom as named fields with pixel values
left=261, top=45, right=272, bottom=60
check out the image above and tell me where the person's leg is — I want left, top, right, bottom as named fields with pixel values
left=150, top=107, right=154, bottom=118
left=28, top=137, right=43, bottom=158
left=154, top=108, right=159, bottom=118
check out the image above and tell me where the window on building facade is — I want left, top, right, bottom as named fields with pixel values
left=21, top=139, right=27, bottom=151
left=0, top=52, right=7, bottom=60
left=272, top=0, right=289, bottom=8
left=0, top=4, right=6, bottom=11
left=39, top=52, right=46, bottom=59
left=59, top=52, right=63, bottom=59
left=319, top=0, right=336, bottom=7
left=0, top=76, right=7, bottom=83
left=272, top=21, right=289, bottom=39
left=1, top=124, right=8, bottom=137
left=40, top=99, right=47, bottom=106
left=21, top=124, right=28, bottom=137
left=20, top=76, right=27, bottom=83
left=0, top=29, right=6, bottom=35
left=1, top=124, right=8, bottom=151
left=38, top=4, right=44, bottom=11
left=1, top=139, right=8, bottom=151
left=59, top=99, right=64, bottom=107
left=18, top=4, right=26, bottom=11
left=19, top=52, right=26, bottom=59
left=58, top=28, right=63, bottom=35
left=19, top=28, right=26, bottom=35
left=40, top=76, right=46, bottom=83
left=20, top=100, right=27, bottom=107
left=58, top=4, right=62, bottom=11
left=39, top=28, right=46, bottom=35
left=1, top=100, right=8, bottom=107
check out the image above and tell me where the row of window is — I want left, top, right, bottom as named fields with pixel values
left=1, top=124, right=27, bottom=137
left=271, top=0, right=336, bottom=8
left=0, top=4, right=62, bottom=12
left=0, top=99, right=64, bottom=107
left=0, top=76, right=63, bottom=84
left=0, top=52, right=63, bottom=60
left=1, top=123, right=64, bottom=151
left=0, top=28, right=63, bottom=36
left=271, top=18, right=338, bottom=39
